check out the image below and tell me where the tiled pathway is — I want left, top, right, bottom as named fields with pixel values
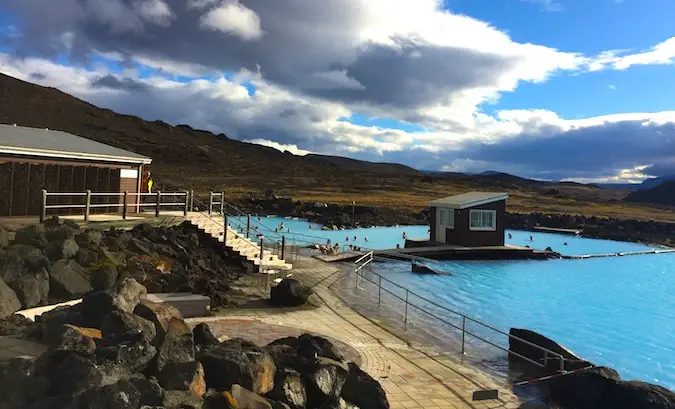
left=190, top=256, right=523, bottom=409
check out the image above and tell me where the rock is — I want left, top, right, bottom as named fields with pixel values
left=14, top=224, right=48, bottom=248
left=302, top=358, right=349, bottom=408
left=135, top=301, right=184, bottom=344
left=548, top=366, right=675, bottom=409
left=0, top=277, right=22, bottom=319
left=0, top=251, right=26, bottom=284
left=0, top=356, right=42, bottom=407
left=128, top=238, right=153, bottom=255
left=7, top=244, right=49, bottom=271
left=269, top=278, right=313, bottom=307
left=99, top=247, right=127, bottom=267
left=0, top=314, right=42, bottom=338
left=34, top=352, right=103, bottom=397
left=113, top=277, right=147, bottom=313
left=158, top=361, right=207, bottom=398
left=204, top=390, right=239, bottom=409
left=163, top=390, right=204, bottom=409
left=101, top=311, right=157, bottom=344
left=129, top=375, right=164, bottom=406
left=49, top=324, right=100, bottom=356
left=193, top=323, right=219, bottom=351
left=76, top=248, right=99, bottom=267
left=38, top=305, right=87, bottom=345
left=75, top=230, right=102, bottom=248
left=48, top=259, right=92, bottom=298
left=97, top=338, right=158, bottom=373
left=79, top=379, right=141, bottom=409
left=266, top=368, right=307, bottom=409
left=264, top=344, right=297, bottom=369
left=0, top=225, right=9, bottom=249
left=230, top=384, right=273, bottom=409
left=200, top=339, right=275, bottom=395
left=91, top=265, right=119, bottom=291
left=156, top=317, right=195, bottom=372
left=509, top=328, right=589, bottom=371
left=45, top=225, right=79, bottom=242
left=10, top=267, right=50, bottom=308
left=341, top=362, right=389, bottom=409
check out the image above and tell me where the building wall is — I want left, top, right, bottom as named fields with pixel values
left=0, top=154, right=139, bottom=217
left=444, top=200, right=506, bottom=246
left=429, top=206, right=437, bottom=242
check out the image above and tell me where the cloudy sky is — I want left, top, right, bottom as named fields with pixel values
left=1, top=0, right=675, bottom=182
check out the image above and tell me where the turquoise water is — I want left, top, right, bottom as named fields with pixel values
left=231, top=215, right=675, bottom=388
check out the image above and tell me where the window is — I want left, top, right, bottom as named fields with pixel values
left=469, top=210, right=496, bottom=231
left=439, top=209, right=446, bottom=225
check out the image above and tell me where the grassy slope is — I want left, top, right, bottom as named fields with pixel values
left=1, top=73, right=674, bottom=222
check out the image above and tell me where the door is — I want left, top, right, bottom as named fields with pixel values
left=437, top=208, right=447, bottom=242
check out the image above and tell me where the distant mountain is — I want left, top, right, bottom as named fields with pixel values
left=640, top=175, right=675, bottom=190
left=625, top=180, right=675, bottom=206
left=595, top=175, right=675, bottom=191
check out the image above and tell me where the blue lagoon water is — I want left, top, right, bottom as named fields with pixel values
left=233, top=215, right=675, bottom=388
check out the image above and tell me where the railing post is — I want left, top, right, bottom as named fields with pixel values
left=190, top=190, right=194, bottom=212
left=84, top=190, right=91, bottom=222
left=461, top=316, right=466, bottom=355
left=259, top=237, right=264, bottom=261
left=404, top=290, right=409, bottom=330
left=281, top=236, right=286, bottom=260
left=208, top=192, right=213, bottom=216
left=122, top=191, right=128, bottom=220
left=223, top=215, right=228, bottom=246
left=155, top=191, right=161, bottom=217
left=183, top=191, right=189, bottom=216
left=246, top=215, right=251, bottom=239
left=40, top=189, right=47, bottom=223
left=220, top=191, right=225, bottom=215
left=378, top=275, right=382, bottom=306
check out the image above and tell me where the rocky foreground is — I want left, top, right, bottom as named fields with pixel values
left=0, top=278, right=389, bottom=409
left=0, top=218, right=248, bottom=319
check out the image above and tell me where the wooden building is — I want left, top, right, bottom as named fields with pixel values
left=428, top=192, right=508, bottom=247
left=0, top=124, right=151, bottom=217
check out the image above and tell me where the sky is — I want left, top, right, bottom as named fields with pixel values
left=1, top=0, right=675, bottom=183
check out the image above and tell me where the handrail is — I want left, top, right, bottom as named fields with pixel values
left=351, top=256, right=566, bottom=372
left=40, top=190, right=189, bottom=222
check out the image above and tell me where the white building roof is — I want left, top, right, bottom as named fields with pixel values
left=0, top=124, right=152, bottom=165
left=428, top=191, right=508, bottom=209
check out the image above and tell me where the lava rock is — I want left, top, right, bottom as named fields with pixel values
left=341, top=362, right=389, bottom=409
left=200, top=339, right=275, bottom=395
left=10, top=267, right=50, bottom=308
left=75, top=230, right=103, bottom=248
left=91, top=265, right=119, bottom=291
left=0, top=225, right=9, bottom=249
left=230, top=384, right=273, bottom=409
left=113, top=277, right=148, bottom=313
left=158, top=361, right=207, bottom=398
left=0, top=314, right=42, bottom=338
left=76, top=248, right=99, bottom=268
left=79, top=379, right=141, bottom=409
left=270, top=278, right=313, bottom=307
left=48, top=259, right=92, bottom=298
left=14, top=224, right=48, bottom=248
left=266, top=368, right=307, bottom=409
left=38, top=305, right=87, bottom=345
left=96, top=337, right=158, bottom=373
left=129, top=375, right=164, bottom=406
left=50, top=324, right=99, bottom=356
left=163, top=390, right=204, bottom=409
left=101, top=310, right=157, bottom=344
left=0, top=252, right=26, bottom=284
left=155, top=317, right=195, bottom=373
left=7, top=244, right=49, bottom=271
left=135, top=301, right=184, bottom=344
left=193, top=323, right=219, bottom=351
left=0, top=276, right=22, bottom=319
left=302, top=357, right=349, bottom=408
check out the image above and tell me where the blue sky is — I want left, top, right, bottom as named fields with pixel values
left=1, top=0, right=675, bottom=182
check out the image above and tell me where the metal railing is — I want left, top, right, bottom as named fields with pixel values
left=352, top=253, right=566, bottom=372
left=208, top=192, right=225, bottom=216
left=40, top=189, right=191, bottom=222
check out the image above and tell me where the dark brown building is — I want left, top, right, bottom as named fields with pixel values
left=0, top=123, right=151, bottom=217
left=428, top=192, right=508, bottom=247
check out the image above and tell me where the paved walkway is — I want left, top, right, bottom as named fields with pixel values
left=193, top=255, right=522, bottom=409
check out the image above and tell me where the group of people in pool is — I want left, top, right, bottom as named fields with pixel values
left=507, top=233, right=568, bottom=246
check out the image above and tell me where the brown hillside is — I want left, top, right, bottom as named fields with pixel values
left=2, top=72, right=675, bottom=222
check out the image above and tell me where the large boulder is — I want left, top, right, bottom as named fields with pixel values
left=0, top=314, right=42, bottom=338
left=38, top=305, right=87, bottom=345
left=158, top=361, right=207, bottom=398
left=101, top=311, right=157, bottom=344
left=14, top=224, right=48, bottom=248
left=129, top=375, right=164, bottom=407
left=7, top=244, right=49, bottom=272
left=230, top=384, right=274, bottom=409
left=134, top=300, right=184, bottom=344
left=79, top=379, right=141, bottom=409
left=48, top=259, right=92, bottom=298
left=340, top=362, right=389, bottom=409
left=112, top=277, right=147, bottom=313
left=302, top=357, right=349, bottom=408
left=45, top=238, right=79, bottom=261
left=45, top=223, right=79, bottom=242
left=509, top=328, right=589, bottom=371
left=193, top=323, right=220, bottom=351
left=548, top=366, right=675, bottom=409
left=0, top=252, right=26, bottom=284
left=10, top=267, right=50, bottom=308
left=76, top=248, right=99, bottom=268
left=266, top=368, right=307, bottom=409
left=0, top=356, right=41, bottom=407
left=155, top=317, right=196, bottom=372
left=0, top=277, right=22, bottom=319
left=200, top=339, right=276, bottom=395
left=270, top=278, right=313, bottom=307
left=48, top=323, right=99, bottom=356
left=0, top=225, right=9, bottom=249
left=91, top=265, right=119, bottom=291
left=75, top=230, right=103, bottom=248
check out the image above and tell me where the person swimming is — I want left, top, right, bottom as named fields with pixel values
left=508, top=233, right=512, bottom=239
left=364, top=237, right=368, bottom=242
left=402, top=232, right=408, bottom=240
left=345, top=236, right=349, bottom=242
left=529, top=236, right=534, bottom=241
left=564, top=242, right=568, bottom=246
left=353, top=235, right=357, bottom=241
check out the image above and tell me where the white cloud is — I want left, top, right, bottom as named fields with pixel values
left=520, top=0, right=564, bottom=12
left=608, top=84, right=616, bottom=90
left=199, top=1, right=263, bottom=41
left=246, top=139, right=311, bottom=156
